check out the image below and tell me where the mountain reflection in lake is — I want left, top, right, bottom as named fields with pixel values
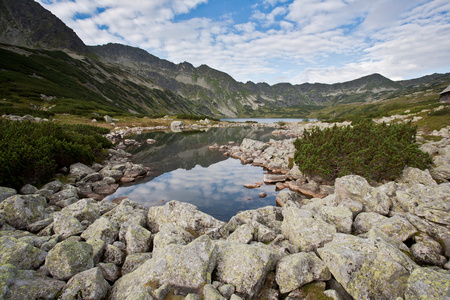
left=107, top=127, right=284, bottom=221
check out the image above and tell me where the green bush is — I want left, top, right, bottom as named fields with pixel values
left=0, top=119, right=112, bottom=189
left=293, top=119, right=432, bottom=183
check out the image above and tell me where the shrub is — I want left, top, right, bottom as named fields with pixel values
left=0, top=119, right=112, bottom=189
left=293, top=119, right=432, bottom=183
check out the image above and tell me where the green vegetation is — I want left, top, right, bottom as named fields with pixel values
left=294, top=119, right=432, bottom=183
left=0, top=119, right=112, bottom=189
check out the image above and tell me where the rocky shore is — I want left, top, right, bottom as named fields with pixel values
left=0, top=122, right=450, bottom=299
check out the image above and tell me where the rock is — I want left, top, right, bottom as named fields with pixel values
left=317, top=206, right=353, bottom=234
left=81, top=216, right=119, bottom=245
left=410, top=242, right=447, bottom=267
left=123, top=163, right=147, bottom=178
left=263, top=174, right=286, bottom=183
left=227, top=223, right=253, bottom=244
left=430, top=164, right=450, bottom=182
left=103, top=244, right=125, bottom=266
left=148, top=200, right=224, bottom=235
left=275, top=252, right=331, bottom=294
left=318, top=232, right=418, bottom=300
left=49, top=186, right=79, bottom=205
left=399, top=167, right=437, bottom=186
left=86, top=237, right=106, bottom=265
left=0, top=186, right=16, bottom=202
left=276, top=190, right=302, bottom=207
left=352, top=212, right=388, bottom=235
left=404, top=267, right=450, bottom=299
left=204, top=284, right=227, bottom=300
left=70, top=162, right=96, bottom=180
left=61, top=198, right=101, bottom=224
left=103, top=198, right=147, bottom=228
left=337, top=198, right=363, bottom=218
left=45, top=239, right=94, bottom=281
left=121, top=253, right=152, bottom=275
left=244, top=182, right=263, bottom=189
left=123, top=222, right=152, bottom=254
left=41, top=179, right=63, bottom=193
left=0, top=264, right=65, bottom=300
left=1, top=194, right=47, bottom=230
left=92, top=180, right=118, bottom=195
left=58, top=267, right=110, bottom=300
left=53, top=212, right=84, bottom=239
left=335, top=175, right=391, bottom=215
left=81, top=172, right=103, bottom=183
left=0, top=236, right=47, bottom=270
left=241, top=138, right=269, bottom=151
left=152, top=223, right=194, bottom=249
left=281, top=206, right=336, bottom=252
left=28, top=217, right=53, bottom=233
left=170, top=121, right=184, bottom=128
left=373, top=214, right=417, bottom=242
left=104, top=115, right=112, bottom=122
left=218, top=284, right=236, bottom=299
left=215, top=241, right=276, bottom=298
left=154, top=282, right=172, bottom=300
left=20, top=184, right=38, bottom=195
left=98, top=262, right=121, bottom=282
left=109, top=235, right=217, bottom=299
left=99, top=168, right=123, bottom=182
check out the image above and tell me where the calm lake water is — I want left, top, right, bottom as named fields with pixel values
left=221, top=118, right=313, bottom=123
left=107, top=126, right=285, bottom=221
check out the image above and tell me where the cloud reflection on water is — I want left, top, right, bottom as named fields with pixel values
left=109, top=158, right=278, bottom=221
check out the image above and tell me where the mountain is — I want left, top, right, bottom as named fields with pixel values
left=0, top=0, right=449, bottom=118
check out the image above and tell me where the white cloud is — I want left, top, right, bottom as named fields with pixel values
left=36, top=0, right=450, bottom=84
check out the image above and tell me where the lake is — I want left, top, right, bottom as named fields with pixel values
left=221, top=118, right=313, bottom=123
left=106, top=126, right=286, bottom=221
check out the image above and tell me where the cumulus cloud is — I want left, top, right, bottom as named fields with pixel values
left=36, top=0, right=450, bottom=84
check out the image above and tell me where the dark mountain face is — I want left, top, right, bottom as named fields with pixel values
left=0, top=0, right=448, bottom=118
left=0, top=0, right=87, bottom=53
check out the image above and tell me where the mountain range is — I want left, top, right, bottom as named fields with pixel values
left=1, top=0, right=449, bottom=118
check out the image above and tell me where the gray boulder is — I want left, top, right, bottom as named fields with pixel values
left=203, top=284, right=227, bottom=300
left=373, top=214, right=417, bottom=242
left=61, top=198, right=101, bottom=224
left=99, top=168, right=123, bottom=182
left=316, top=206, right=353, bottom=234
left=103, top=244, right=126, bottom=266
left=41, top=179, right=63, bottom=193
left=48, top=185, right=79, bottom=205
left=123, top=222, right=152, bottom=254
left=109, top=235, right=217, bottom=299
left=53, top=212, right=84, bottom=239
left=275, top=252, right=331, bottom=294
left=0, top=236, right=47, bottom=270
left=215, top=241, right=276, bottom=298
left=86, top=237, right=106, bottom=265
left=399, top=167, right=437, bottom=186
left=45, top=239, right=94, bottom=280
left=0, top=264, right=65, bottom=300
left=281, top=206, right=336, bottom=252
left=404, top=267, right=450, bottom=299
left=70, top=162, right=96, bottom=180
left=148, top=200, right=224, bottom=235
left=58, top=267, right=110, bottom=300
left=81, top=216, right=119, bottom=245
left=0, top=194, right=47, bottom=229
left=152, top=223, right=194, bottom=250
left=352, top=212, right=388, bottom=234
left=123, top=162, right=147, bottom=178
left=20, top=184, right=38, bottom=195
left=0, top=186, right=16, bottom=202
left=103, top=199, right=147, bottom=228
left=318, top=232, right=418, bottom=299
left=98, top=262, right=121, bottom=282
left=121, top=253, right=152, bottom=275
left=335, top=175, right=391, bottom=215
left=227, top=224, right=253, bottom=244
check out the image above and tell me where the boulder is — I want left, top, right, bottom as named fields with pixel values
left=98, top=262, right=121, bottom=282
left=40, top=179, right=63, bottom=193
left=240, top=138, right=269, bottom=151
left=0, top=264, right=65, bottom=300
left=335, top=175, right=391, bottom=215
left=59, top=267, right=109, bottom=300
left=281, top=206, right=336, bottom=252
left=276, top=190, right=302, bottom=207
left=0, top=186, right=16, bottom=202
left=99, top=168, right=123, bottom=182
left=1, top=194, right=47, bottom=230
left=109, top=235, right=217, bottom=299
left=399, top=167, right=437, bottom=186
left=203, top=284, right=227, bottom=300
left=352, top=212, right=388, bottom=235
left=45, top=240, right=94, bottom=281
left=103, top=244, right=126, bottom=266
left=227, top=223, right=253, bottom=244
left=70, top=162, right=96, bottom=180
left=263, top=174, right=286, bottom=183
left=103, top=199, right=147, bottom=228
left=318, top=232, right=418, bottom=299
left=152, top=223, right=194, bottom=250
left=215, top=241, right=276, bottom=298
left=53, top=212, right=84, bottom=239
left=373, top=214, right=417, bottom=242
left=123, top=163, right=147, bottom=178
left=121, top=253, right=152, bottom=275
left=61, top=198, right=101, bottom=224
left=148, top=200, right=224, bottom=235
left=275, top=252, right=331, bottom=294
left=86, top=237, right=106, bottom=265
left=19, top=184, right=38, bottom=195
left=0, top=236, right=47, bottom=270
left=316, top=206, right=353, bottom=234
left=404, top=267, right=450, bottom=299
left=49, top=185, right=79, bottom=205
left=123, top=222, right=152, bottom=254
left=81, top=216, right=119, bottom=245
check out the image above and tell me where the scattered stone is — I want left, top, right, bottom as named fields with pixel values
left=58, top=267, right=110, bottom=300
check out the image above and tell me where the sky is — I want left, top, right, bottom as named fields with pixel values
left=36, top=0, right=450, bottom=85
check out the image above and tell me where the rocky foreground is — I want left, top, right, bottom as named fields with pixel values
left=0, top=124, right=450, bottom=299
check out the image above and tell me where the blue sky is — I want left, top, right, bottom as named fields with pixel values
left=36, top=0, right=450, bottom=85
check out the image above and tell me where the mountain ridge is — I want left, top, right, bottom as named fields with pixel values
left=0, top=0, right=449, bottom=118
